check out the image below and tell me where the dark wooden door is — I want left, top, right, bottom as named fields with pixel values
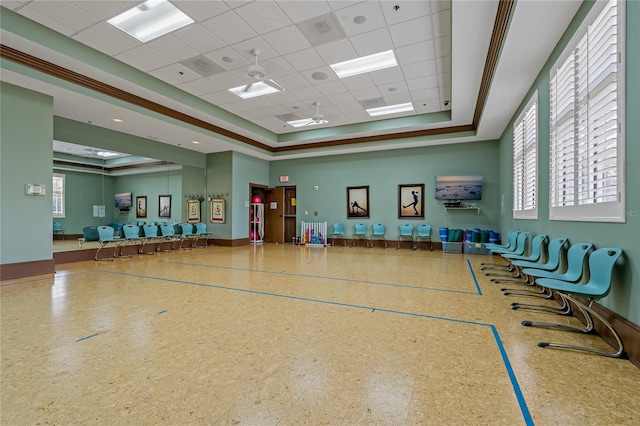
left=264, top=187, right=285, bottom=243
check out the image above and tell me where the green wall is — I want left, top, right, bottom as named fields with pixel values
left=497, top=0, right=639, bottom=325
left=206, top=152, right=233, bottom=239
left=0, top=82, right=53, bottom=264
left=269, top=141, right=500, bottom=239
left=51, top=169, right=115, bottom=234
left=115, top=170, right=183, bottom=224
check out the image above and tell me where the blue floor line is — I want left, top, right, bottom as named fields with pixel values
left=75, top=333, right=98, bottom=342
left=97, top=269, right=530, bottom=424
left=467, top=259, right=483, bottom=295
left=161, top=260, right=481, bottom=295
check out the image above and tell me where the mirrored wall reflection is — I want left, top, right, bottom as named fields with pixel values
left=52, top=141, right=186, bottom=252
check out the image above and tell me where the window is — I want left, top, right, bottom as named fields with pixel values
left=513, top=94, right=538, bottom=219
left=549, top=0, right=625, bottom=222
left=52, top=173, right=65, bottom=218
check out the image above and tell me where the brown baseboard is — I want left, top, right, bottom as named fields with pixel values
left=210, top=238, right=249, bottom=247
left=0, top=259, right=55, bottom=280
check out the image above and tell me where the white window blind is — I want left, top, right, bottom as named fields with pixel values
left=52, top=173, right=65, bottom=218
left=549, top=0, right=625, bottom=222
left=513, top=94, right=538, bottom=219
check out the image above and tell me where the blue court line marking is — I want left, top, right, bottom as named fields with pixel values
left=467, top=259, right=483, bottom=295
left=75, top=333, right=98, bottom=342
left=161, top=260, right=481, bottom=295
left=157, top=309, right=168, bottom=315
left=96, top=269, right=530, bottom=423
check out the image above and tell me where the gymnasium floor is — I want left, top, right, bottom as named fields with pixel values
left=2, top=244, right=638, bottom=425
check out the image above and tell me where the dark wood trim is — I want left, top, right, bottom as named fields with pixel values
left=473, top=0, right=515, bottom=127
left=54, top=159, right=104, bottom=171
left=208, top=238, right=249, bottom=247
left=0, top=259, right=55, bottom=280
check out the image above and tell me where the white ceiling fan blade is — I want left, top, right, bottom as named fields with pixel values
left=263, top=79, right=285, bottom=92
left=243, top=82, right=254, bottom=93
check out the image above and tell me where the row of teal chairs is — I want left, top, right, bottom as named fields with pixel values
left=93, top=222, right=211, bottom=260
left=482, top=229, right=625, bottom=358
left=328, top=223, right=433, bottom=250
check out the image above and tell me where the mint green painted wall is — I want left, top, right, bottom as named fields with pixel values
left=233, top=152, right=270, bottom=239
left=0, top=82, right=53, bottom=264
left=115, top=170, right=183, bottom=224
left=52, top=170, right=115, bottom=234
left=206, top=152, right=233, bottom=239
left=182, top=165, right=206, bottom=226
left=497, top=0, right=639, bottom=325
left=269, top=141, right=500, bottom=240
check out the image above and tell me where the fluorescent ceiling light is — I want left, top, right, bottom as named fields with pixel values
left=366, top=102, right=414, bottom=117
left=330, top=50, right=398, bottom=78
left=286, top=118, right=323, bottom=128
left=229, top=81, right=283, bottom=99
left=96, top=151, right=119, bottom=158
left=108, top=0, right=194, bottom=43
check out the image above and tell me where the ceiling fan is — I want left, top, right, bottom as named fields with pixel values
left=307, top=102, right=328, bottom=126
left=242, top=49, right=285, bottom=93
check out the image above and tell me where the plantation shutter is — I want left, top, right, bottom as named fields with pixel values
left=513, top=96, right=537, bottom=219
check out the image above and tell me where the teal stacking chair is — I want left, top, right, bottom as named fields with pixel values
left=415, top=224, right=434, bottom=251
left=486, top=229, right=519, bottom=251
left=509, top=242, right=593, bottom=305
left=352, top=223, right=368, bottom=247
left=329, top=223, right=346, bottom=246
left=179, top=223, right=196, bottom=249
left=53, top=222, right=65, bottom=239
left=396, top=224, right=415, bottom=250
left=80, top=226, right=100, bottom=248
left=482, top=232, right=530, bottom=273
left=193, top=222, right=212, bottom=248
left=369, top=223, right=387, bottom=248
left=521, top=248, right=624, bottom=358
left=140, top=224, right=160, bottom=254
left=95, top=225, right=119, bottom=261
left=158, top=223, right=178, bottom=252
left=492, top=237, right=568, bottom=285
left=119, top=224, right=142, bottom=257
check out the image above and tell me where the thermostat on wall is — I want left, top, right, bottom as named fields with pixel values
left=25, top=184, right=46, bottom=196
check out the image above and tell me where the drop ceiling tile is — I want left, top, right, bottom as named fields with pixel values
left=369, top=67, right=404, bottom=86
left=243, top=96, right=278, bottom=109
left=149, top=63, right=202, bottom=85
left=249, top=105, right=290, bottom=119
left=302, top=66, right=339, bottom=85
left=340, top=74, right=375, bottom=91
left=277, top=1, right=332, bottom=23
left=177, top=78, right=224, bottom=96
left=401, top=60, right=437, bottom=80
left=259, top=57, right=296, bottom=78
left=148, top=35, right=200, bottom=62
left=204, top=47, right=251, bottom=71
left=224, top=1, right=254, bottom=9
left=17, top=7, right=76, bottom=36
left=284, top=49, right=326, bottom=72
left=313, top=80, right=348, bottom=96
left=325, top=92, right=357, bottom=106
left=409, top=88, right=440, bottom=102
left=271, top=92, right=301, bottom=106
left=382, top=93, right=413, bottom=106
left=262, top=25, right=311, bottom=56
left=437, top=56, right=452, bottom=74
left=276, top=73, right=313, bottom=90
left=314, top=39, right=358, bottom=64
left=415, top=100, right=443, bottom=114
left=438, top=72, right=451, bottom=87
left=377, top=81, right=409, bottom=96
left=389, top=16, right=433, bottom=48
left=431, top=0, right=452, bottom=14
left=71, top=32, right=121, bottom=57
left=232, top=37, right=279, bottom=62
left=395, top=41, right=436, bottom=66
left=207, top=71, right=247, bottom=88
left=350, top=86, right=381, bottom=101
left=327, top=1, right=363, bottom=11
left=22, top=1, right=101, bottom=32
left=115, top=45, right=174, bottom=72
left=235, top=1, right=292, bottom=34
left=380, top=1, right=431, bottom=26
left=406, top=75, right=439, bottom=92
left=174, top=1, right=230, bottom=22
left=339, top=105, right=371, bottom=122
left=432, top=8, right=452, bottom=38
left=288, top=86, right=323, bottom=101
left=350, top=27, right=393, bottom=56
left=202, top=11, right=258, bottom=45
left=334, top=2, right=386, bottom=37
left=434, top=36, right=451, bottom=58
left=75, top=22, right=141, bottom=56
left=173, top=25, right=227, bottom=55
left=73, top=1, right=130, bottom=20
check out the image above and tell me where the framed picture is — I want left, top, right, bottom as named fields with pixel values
left=136, top=196, right=147, bottom=218
left=210, top=199, right=225, bottom=223
left=187, top=199, right=200, bottom=223
left=398, top=184, right=425, bottom=218
left=159, top=195, right=172, bottom=218
left=347, top=186, right=370, bottom=218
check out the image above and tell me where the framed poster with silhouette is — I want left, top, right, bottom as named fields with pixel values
left=398, top=184, right=424, bottom=218
left=136, top=196, right=147, bottom=218
left=347, top=186, right=369, bottom=218
left=159, top=195, right=171, bottom=218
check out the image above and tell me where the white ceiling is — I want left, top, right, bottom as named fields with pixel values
left=0, top=0, right=582, bottom=161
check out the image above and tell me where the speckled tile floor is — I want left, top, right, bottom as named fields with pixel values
left=2, top=244, right=639, bottom=425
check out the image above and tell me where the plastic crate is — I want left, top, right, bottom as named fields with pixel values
left=464, top=242, right=491, bottom=255
left=442, top=242, right=463, bottom=253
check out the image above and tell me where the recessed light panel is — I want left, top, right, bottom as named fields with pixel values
left=286, top=119, right=323, bottom=128
left=330, top=50, right=398, bottom=79
left=108, top=0, right=194, bottom=43
left=229, top=81, right=282, bottom=99
left=366, top=102, right=414, bottom=117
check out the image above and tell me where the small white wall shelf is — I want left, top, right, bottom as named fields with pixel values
left=445, top=206, right=481, bottom=215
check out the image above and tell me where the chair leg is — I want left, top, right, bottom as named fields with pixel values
left=511, top=296, right=572, bottom=314
left=520, top=294, right=626, bottom=358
